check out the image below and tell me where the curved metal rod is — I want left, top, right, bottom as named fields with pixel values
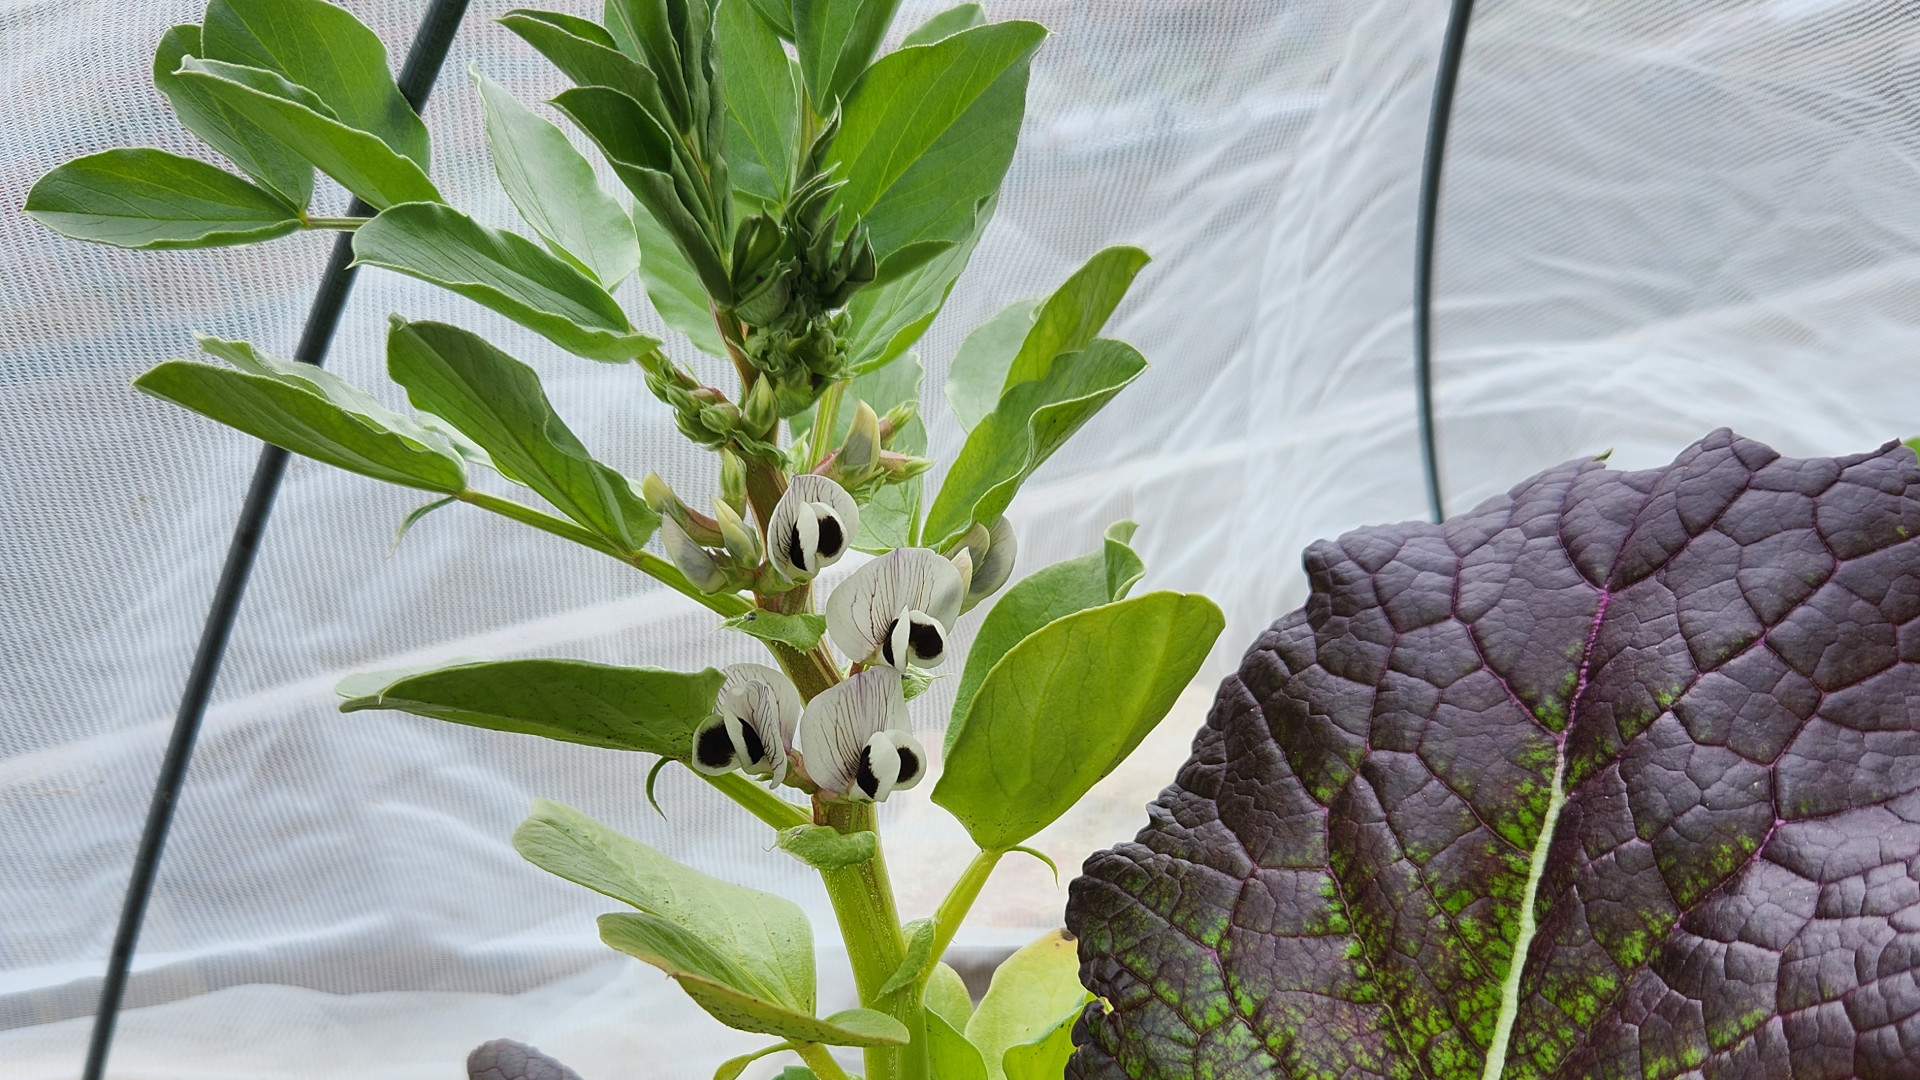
left=1413, top=0, right=1478, bottom=524
left=81, top=4, right=472, bottom=1077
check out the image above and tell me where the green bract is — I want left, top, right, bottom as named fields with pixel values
left=32, top=3, right=1221, bottom=1079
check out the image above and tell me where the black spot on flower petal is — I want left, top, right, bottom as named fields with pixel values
left=855, top=745, right=881, bottom=798
left=896, top=746, right=920, bottom=785
left=783, top=524, right=806, bottom=571
left=695, top=724, right=736, bottom=770
left=738, top=719, right=766, bottom=765
left=816, top=516, right=844, bottom=558
left=907, top=619, right=944, bottom=662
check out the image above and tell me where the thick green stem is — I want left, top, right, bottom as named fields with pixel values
left=302, top=215, right=369, bottom=230
left=702, top=772, right=809, bottom=831
left=819, top=800, right=909, bottom=1080
left=794, top=1042, right=854, bottom=1080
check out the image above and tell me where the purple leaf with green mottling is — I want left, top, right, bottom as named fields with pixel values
left=1067, top=430, right=1920, bottom=1079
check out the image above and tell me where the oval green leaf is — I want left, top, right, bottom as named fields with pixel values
left=965, top=930, right=1086, bottom=1080
left=174, top=56, right=440, bottom=209
left=921, top=337, right=1146, bottom=549
left=339, top=660, right=722, bottom=758
left=932, top=591, right=1223, bottom=850
left=201, top=0, right=430, bottom=167
left=134, top=337, right=465, bottom=492
left=355, top=203, right=651, bottom=363
left=384, top=319, right=660, bottom=549
left=26, top=149, right=299, bottom=250
left=474, top=68, right=638, bottom=289
left=154, top=24, right=314, bottom=209
left=827, top=21, right=1046, bottom=223
left=949, top=520, right=1142, bottom=732
left=927, top=1007, right=988, bottom=1080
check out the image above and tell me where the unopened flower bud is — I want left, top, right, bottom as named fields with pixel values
left=878, top=451, right=933, bottom=481
left=839, top=401, right=880, bottom=474
left=878, top=401, right=916, bottom=445
left=743, top=376, right=778, bottom=439
left=962, top=516, right=1017, bottom=613
left=643, top=472, right=724, bottom=545
left=712, top=496, right=763, bottom=567
left=949, top=547, right=976, bottom=601
left=662, top=517, right=728, bottom=593
left=719, top=450, right=748, bottom=515
left=700, top=401, right=741, bottom=435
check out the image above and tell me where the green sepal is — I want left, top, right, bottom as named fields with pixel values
left=775, top=824, right=878, bottom=871
left=723, top=609, right=828, bottom=651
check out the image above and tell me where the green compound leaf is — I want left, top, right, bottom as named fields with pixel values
left=950, top=520, right=1142, bottom=728
left=901, top=3, right=985, bottom=47
left=354, top=203, right=653, bottom=363
left=385, top=319, right=661, bottom=550
left=474, top=68, right=638, bottom=289
left=201, top=0, right=430, bottom=168
left=716, top=0, right=798, bottom=206
left=965, top=930, right=1086, bottom=1080
left=775, top=824, right=878, bottom=872
left=921, top=338, right=1146, bottom=550
left=861, top=28, right=1033, bottom=262
left=339, top=661, right=723, bottom=759
left=514, top=799, right=813, bottom=1006
left=154, top=24, right=313, bottom=209
left=944, top=298, right=1038, bottom=432
left=552, top=85, right=730, bottom=300
left=25, top=149, right=300, bottom=250
left=826, top=21, right=1045, bottom=224
left=134, top=337, right=465, bottom=493
left=496, top=10, right=673, bottom=130
left=722, top=609, right=828, bottom=651
left=1001, top=245, right=1149, bottom=389
left=173, top=56, right=440, bottom=209
left=791, top=0, right=903, bottom=109
left=927, top=1008, right=988, bottom=1080
left=933, top=592, right=1222, bottom=851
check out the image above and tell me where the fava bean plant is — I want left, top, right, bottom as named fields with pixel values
left=27, top=2, right=1225, bottom=1078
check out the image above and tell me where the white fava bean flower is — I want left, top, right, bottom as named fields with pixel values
left=768, top=474, right=859, bottom=580
left=691, top=663, right=802, bottom=785
left=798, top=667, right=923, bottom=802
left=825, top=547, right=965, bottom=670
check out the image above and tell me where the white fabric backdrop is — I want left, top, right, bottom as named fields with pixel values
left=5, top=0, right=1920, bottom=1075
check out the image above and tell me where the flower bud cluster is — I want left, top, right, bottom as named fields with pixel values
left=637, top=354, right=782, bottom=463
left=730, top=118, right=878, bottom=419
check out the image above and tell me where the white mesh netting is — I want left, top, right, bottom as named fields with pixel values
left=6, top=0, right=1920, bottom=1076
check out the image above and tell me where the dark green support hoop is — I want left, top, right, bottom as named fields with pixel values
left=1413, top=0, right=1477, bottom=524
left=80, top=4, right=473, bottom=1077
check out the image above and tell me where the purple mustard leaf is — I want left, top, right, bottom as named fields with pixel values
left=468, top=1038, right=585, bottom=1080
left=1067, top=431, right=1920, bottom=1079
